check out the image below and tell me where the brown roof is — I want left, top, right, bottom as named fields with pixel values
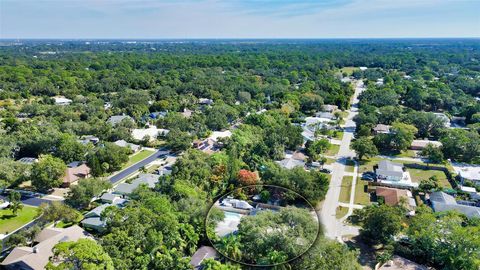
left=376, top=187, right=410, bottom=206
left=1, top=225, right=91, bottom=270
left=373, top=124, right=391, bottom=132
left=63, top=164, right=90, bottom=184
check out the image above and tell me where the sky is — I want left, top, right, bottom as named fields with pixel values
left=1, top=0, right=479, bottom=39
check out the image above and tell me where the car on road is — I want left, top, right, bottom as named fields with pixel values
left=361, top=172, right=376, bottom=181
left=320, top=168, right=332, bottom=174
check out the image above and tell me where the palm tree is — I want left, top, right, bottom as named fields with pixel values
left=218, top=234, right=242, bottom=261
left=10, top=200, right=23, bottom=216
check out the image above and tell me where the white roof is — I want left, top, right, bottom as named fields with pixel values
left=452, top=163, right=480, bottom=181
left=132, top=126, right=169, bottom=141
left=460, top=186, right=477, bottom=193
left=53, top=96, right=72, bottom=104
left=208, top=130, right=232, bottom=141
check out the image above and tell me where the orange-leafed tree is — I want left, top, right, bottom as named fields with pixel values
left=237, top=169, right=259, bottom=186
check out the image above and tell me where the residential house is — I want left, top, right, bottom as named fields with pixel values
left=314, top=112, right=335, bottom=119
left=373, top=124, right=391, bottom=135
left=459, top=186, right=480, bottom=201
left=378, top=255, right=427, bottom=270
left=181, top=108, right=193, bottom=118
left=375, top=160, right=417, bottom=188
left=78, top=135, right=99, bottom=145
left=113, top=173, right=160, bottom=196
left=193, top=131, right=232, bottom=154
left=322, top=104, right=338, bottom=112
left=53, top=96, right=72, bottom=106
left=452, top=163, right=480, bottom=185
left=132, top=125, right=169, bottom=141
left=221, top=197, right=254, bottom=210
left=410, top=140, right=442, bottom=151
left=276, top=151, right=307, bottom=170
left=114, top=140, right=141, bottom=153
left=17, top=157, right=38, bottom=165
left=1, top=225, right=91, bottom=270
left=81, top=204, right=111, bottom=232
left=100, top=192, right=126, bottom=204
left=432, top=113, right=450, bottom=128
left=198, top=98, right=214, bottom=105
left=359, top=67, right=368, bottom=71
left=451, top=116, right=466, bottom=128
left=376, top=187, right=416, bottom=211
left=62, top=162, right=90, bottom=187
left=375, top=78, right=384, bottom=86
left=148, top=111, right=167, bottom=119
left=429, top=191, right=480, bottom=218
left=190, top=246, right=219, bottom=269
left=107, top=115, right=133, bottom=126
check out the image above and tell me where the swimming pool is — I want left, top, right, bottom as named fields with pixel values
left=224, top=211, right=242, bottom=219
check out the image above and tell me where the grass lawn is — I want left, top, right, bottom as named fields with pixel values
left=336, top=206, right=349, bottom=219
left=397, top=150, right=417, bottom=158
left=340, top=67, right=358, bottom=76
left=339, top=176, right=353, bottom=203
left=122, top=149, right=155, bottom=169
left=333, top=131, right=344, bottom=140
left=345, top=159, right=355, bottom=173
left=326, top=144, right=340, bottom=156
left=354, top=178, right=372, bottom=205
left=0, top=206, right=38, bottom=234
left=406, top=167, right=450, bottom=188
left=325, top=158, right=336, bottom=165
left=358, top=157, right=382, bottom=174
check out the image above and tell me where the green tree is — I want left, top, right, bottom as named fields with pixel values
left=359, top=204, right=404, bottom=245
left=55, top=134, right=87, bottom=164
left=352, top=137, right=378, bottom=160
left=419, top=144, right=444, bottom=164
left=165, top=129, right=193, bottom=152
left=418, top=176, right=439, bottom=193
left=306, top=139, right=330, bottom=162
left=31, top=155, right=67, bottom=192
left=47, top=239, right=114, bottom=270
left=38, top=201, right=82, bottom=225
left=8, top=191, right=23, bottom=216
left=66, top=178, right=112, bottom=209
left=390, top=122, right=417, bottom=152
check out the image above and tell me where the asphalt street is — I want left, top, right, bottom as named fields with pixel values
left=108, top=148, right=170, bottom=184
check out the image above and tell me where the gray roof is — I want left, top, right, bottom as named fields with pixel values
left=84, top=204, right=111, bottom=218
left=81, top=217, right=106, bottom=228
left=429, top=191, right=457, bottom=204
left=276, top=158, right=305, bottom=170
left=114, top=174, right=160, bottom=195
left=376, top=160, right=404, bottom=178
left=430, top=192, right=480, bottom=218
left=100, top=193, right=118, bottom=202
left=190, top=246, right=218, bottom=268
left=107, top=115, right=132, bottom=125
left=114, top=183, right=136, bottom=195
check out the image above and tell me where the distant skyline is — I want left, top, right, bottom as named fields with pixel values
left=1, top=0, right=479, bottom=39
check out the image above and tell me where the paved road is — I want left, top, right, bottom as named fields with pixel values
left=319, top=80, right=364, bottom=240
left=108, top=148, right=170, bottom=184
left=0, top=194, right=50, bottom=207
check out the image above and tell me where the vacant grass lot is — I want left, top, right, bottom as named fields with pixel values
left=122, top=149, right=155, bottom=169
left=0, top=206, right=38, bottom=234
left=340, top=67, right=359, bottom=76
left=326, top=144, right=340, bottom=156
left=354, top=178, right=372, bottom=205
left=339, top=176, right=353, bottom=203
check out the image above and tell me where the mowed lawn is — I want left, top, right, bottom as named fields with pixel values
left=0, top=206, right=38, bottom=234
left=339, top=176, right=353, bottom=203
left=326, top=144, right=340, bottom=156
left=406, top=166, right=451, bottom=188
left=354, top=178, right=372, bottom=205
left=122, top=150, right=155, bottom=169
left=340, top=67, right=359, bottom=76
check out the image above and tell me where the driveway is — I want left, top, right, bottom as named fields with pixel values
left=108, top=148, right=170, bottom=184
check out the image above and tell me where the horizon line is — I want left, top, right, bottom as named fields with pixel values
left=1, top=37, right=480, bottom=41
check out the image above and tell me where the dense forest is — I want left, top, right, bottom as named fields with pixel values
left=1, top=39, right=479, bottom=269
